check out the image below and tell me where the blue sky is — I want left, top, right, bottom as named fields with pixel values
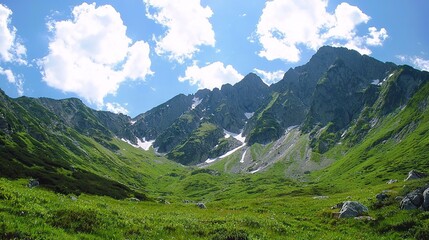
left=0, top=0, right=428, bottom=117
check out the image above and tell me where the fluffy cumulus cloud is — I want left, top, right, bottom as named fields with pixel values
left=255, top=0, right=388, bottom=62
left=179, top=62, right=243, bottom=90
left=0, top=66, right=23, bottom=96
left=0, top=4, right=26, bottom=96
left=144, top=0, right=215, bottom=63
left=39, top=3, right=152, bottom=109
left=397, top=55, right=429, bottom=71
left=105, top=102, right=129, bottom=115
left=253, top=68, right=284, bottom=85
left=412, top=57, right=429, bottom=71
left=0, top=4, right=26, bottom=64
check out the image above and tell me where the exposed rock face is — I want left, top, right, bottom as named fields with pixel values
left=404, top=170, right=427, bottom=181
left=339, top=201, right=368, bottom=218
left=422, top=188, right=429, bottom=210
left=400, top=190, right=423, bottom=210
left=386, top=179, right=398, bottom=184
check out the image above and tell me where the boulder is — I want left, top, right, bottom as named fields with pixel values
left=28, top=179, right=39, bottom=188
left=422, top=188, right=429, bottom=210
left=400, top=190, right=423, bottom=210
left=400, top=197, right=418, bottom=210
left=376, top=192, right=389, bottom=201
left=404, top=170, right=427, bottom=181
left=339, top=201, right=368, bottom=218
left=386, top=179, right=398, bottom=184
left=196, top=202, right=206, bottom=209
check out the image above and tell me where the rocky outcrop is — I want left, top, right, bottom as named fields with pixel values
left=28, top=179, right=39, bottom=188
left=400, top=190, right=424, bottom=210
left=339, top=201, right=368, bottom=218
left=404, top=170, right=427, bottom=181
left=196, top=202, right=207, bottom=209
left=422, top=188, right=429, bottom=210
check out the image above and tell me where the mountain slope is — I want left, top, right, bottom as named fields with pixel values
left=0, top=90, right=184, bottom=199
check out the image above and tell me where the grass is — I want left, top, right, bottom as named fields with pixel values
left=1, top=79, right=429, bottom=239
left=2, top=173, right=429, bottom=239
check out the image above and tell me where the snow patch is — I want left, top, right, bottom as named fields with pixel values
left=285, top=125, right=298, bottom=134
left=244, top=112, right=254, bottom=119
left=121, top=138, right=138, bottom=148
left=137, top=138, right=155, bottom=151
left=121, top=138, right=154, bottom=151
left=371, top=79, right=380, bottom=85
left=205, top=129, right=247, bottom=164
left=219, top=145, right=244, bottom=159
left=130, top=120, right=137, bottom=125
left=240, top=148, right=248, bottom=163
left=205, top=143, right=246, bottom=163
left=205, top=158, right=217, bottom=163
left=223, top=129, right=246, bottom=143
left=191, top=97, right=203, bottom=109
left=380, top=73, right=394, bottom=86
left=250, top=167, right=263, bottom=174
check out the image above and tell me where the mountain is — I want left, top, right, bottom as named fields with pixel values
left=2, top=46, right=429, bottom=239
left=122, top=73, right=270, bottom=165
left=1, top=45, right=428, bottom=183
left=0, top=90, right=183, bottom=199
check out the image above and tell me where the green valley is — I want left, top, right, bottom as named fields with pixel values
left=1, top=46, right=429, bottom=239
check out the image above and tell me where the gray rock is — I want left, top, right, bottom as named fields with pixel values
left=404, top=170, right=427, bottom=181
left=158, top=199, right=170, bottom=204
left=331, top=202, right=344, bottom=209
left=70, top=195, right=78, bottom=201
left=339, top=201, right=368, bottom=218
left=196, top=202, right=206, bottom=209
left=376, top=192, right=389, bottom=201
left=28, top=179, right=39, bottom=188
left=400, top=190, right=423, bottom=210
left=313, top=195, right=329, bottom=199
left=422, top=188, right=429, bottom=210
left=128, top=197, right=140, bottom=202
left=354, top=216, right=375, bottom=221
left=386, top=179, right=398, bottom=184
left=400, top=197, right=418, bottom=210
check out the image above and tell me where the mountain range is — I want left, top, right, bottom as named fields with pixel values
left=1, top=46, right=429, bottom=192
left=2, top=45, right=429, bottom=239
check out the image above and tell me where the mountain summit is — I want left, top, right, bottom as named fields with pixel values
left=1, top=46, right=428, bottom=171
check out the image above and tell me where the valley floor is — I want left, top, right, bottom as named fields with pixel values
left=1, top=174, right=428, bottom=239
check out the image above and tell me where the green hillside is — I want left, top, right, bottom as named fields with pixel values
left=1, top=47, right=429, bottom=239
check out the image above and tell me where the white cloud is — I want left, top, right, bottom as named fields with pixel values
left=396, top=55, right=406, bottom=62
left=0, top=67, right=23, bottom=96
left=179, top=61, right=243, bottom=90
left=105, top=102, right=129, bottom=115
left=144, top=0, right=215, bottom=63
left=255, top=0, right=388, bottom=62
left=396, top=55, right=429, bottom=71
left=253, top=68, right=284, bottom=85
left=39, top=3, right=152, bottom=107
left=0, top=67, right=14, bottom=83
left=0, top=4, right=26, bottom=64
left=366, top=27, right=388, bottom=46
left=411, top=57, right=429, bottom=71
